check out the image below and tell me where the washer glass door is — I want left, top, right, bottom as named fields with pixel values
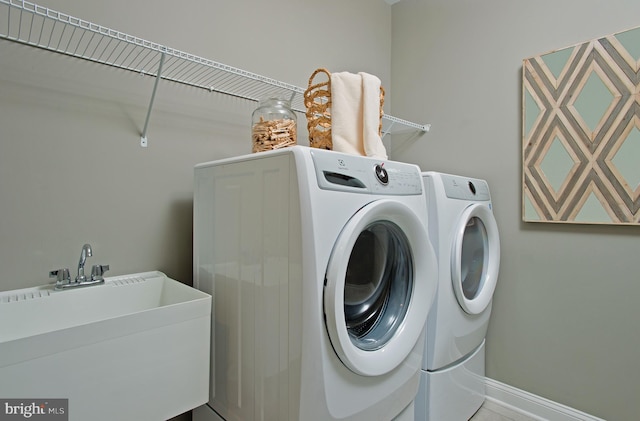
left=343, top=220, right=411, bottom=351
left=324, top=199, right=437, bottom=377
left=451, top=204, right=500, bottom=315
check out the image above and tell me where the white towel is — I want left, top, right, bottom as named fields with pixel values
left=331, top=71, right=388, bottom=159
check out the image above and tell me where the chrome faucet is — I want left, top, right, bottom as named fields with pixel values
left=76, top=243, right=92, bottom=282
left=50, top=243, right=109, bottom=290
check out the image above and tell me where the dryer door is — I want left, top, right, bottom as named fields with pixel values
left=451, top=203, right=500, bottom=315
left=324, top=199, right=437, bottom=377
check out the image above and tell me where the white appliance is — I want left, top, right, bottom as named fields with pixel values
left=415, top=172, right=501, bottom=421
left=193, top=146, right=438, bottom=421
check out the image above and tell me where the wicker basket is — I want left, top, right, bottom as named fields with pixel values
left=303, top=68, right=385, bottom=150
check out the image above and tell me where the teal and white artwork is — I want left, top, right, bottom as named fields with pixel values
left=523, top=26, right=640, bottom=224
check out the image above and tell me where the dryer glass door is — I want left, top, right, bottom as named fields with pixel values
left=461, top=216, right=486, bottom=300
left=451, top=204, right=500, bottom=315
left=324, top=199, right=437, bottom=377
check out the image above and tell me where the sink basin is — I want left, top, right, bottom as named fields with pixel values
left=0, top=271, right=211, bottom=421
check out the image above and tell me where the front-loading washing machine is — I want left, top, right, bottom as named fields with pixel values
left=192, top=146, right=439, bottom=420
left=415, top=172, right=501, bottom=421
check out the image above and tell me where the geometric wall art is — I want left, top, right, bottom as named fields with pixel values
left=522, top=26, right=640, bottom=224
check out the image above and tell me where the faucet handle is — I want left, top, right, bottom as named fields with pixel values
left=50, top=268, right=71, bottom=289
left=49, top=268, right=71, bottom=282
left=90, top=264, right=110, bottom=281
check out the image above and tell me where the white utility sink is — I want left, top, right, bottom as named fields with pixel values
left=0, top=271, right=211, bottom=421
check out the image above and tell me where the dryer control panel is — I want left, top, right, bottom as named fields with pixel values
left=310, top=149, right=422, bottom=195
left=441, top=174, right=491, bottom=201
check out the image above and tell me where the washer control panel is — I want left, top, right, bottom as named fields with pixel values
left=310, top=149, right=422, bottom=195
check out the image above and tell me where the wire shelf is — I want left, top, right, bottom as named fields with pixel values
left=0, top=0, right=430, bottom=145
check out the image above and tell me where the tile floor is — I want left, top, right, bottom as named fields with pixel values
left=469, top=399, right=538, bottom=421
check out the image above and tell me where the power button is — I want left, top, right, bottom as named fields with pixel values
left=374, top=164, right=389, bottom=185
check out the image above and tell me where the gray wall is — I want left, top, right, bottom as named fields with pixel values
left=0, top=0, right=392, bottom=290
left=391, top=1, right=640, bottom=420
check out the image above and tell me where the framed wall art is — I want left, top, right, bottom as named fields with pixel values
left=522, top=26, right=640, bottom=225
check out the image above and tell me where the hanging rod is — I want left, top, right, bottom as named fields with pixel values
left=0, top=0, right=431, bottom=146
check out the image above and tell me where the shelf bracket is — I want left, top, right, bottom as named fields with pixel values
left=140, top=52, right=166, bottom=147
left=381, top=120, right=396, bottom=141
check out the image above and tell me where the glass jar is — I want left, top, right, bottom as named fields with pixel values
left=251, top=97, right=297, bottom=153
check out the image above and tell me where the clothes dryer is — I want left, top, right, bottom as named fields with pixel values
left=415, top=172, right=500, bottom=421
left=193, top=146, right=439, bottom=421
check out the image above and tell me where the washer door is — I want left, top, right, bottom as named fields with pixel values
left=324, top=199, right=437, bottom=377
left=451, top=203, right=500, bottom=315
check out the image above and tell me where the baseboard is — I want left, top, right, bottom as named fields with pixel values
left=484, top=377, right=605, bottom=421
